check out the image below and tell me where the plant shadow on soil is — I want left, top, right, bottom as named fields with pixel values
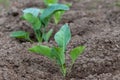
left=0, top=0, right=120, bottom=80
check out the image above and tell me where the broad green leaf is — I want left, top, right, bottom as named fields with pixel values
left=23, top=8, right=43, bottom=17
left=22, top=13, right=41, bottom=30
left=40, top=4, right=69, bottom=20
left=54, top=24, right=71, bottom=48
left=70, top=46, right=85, bottom=63
left=43, top=29, right=53, bottom=42
left=51, top=47, right=65, bottom=65
left=10, top=31, right=29, bottom=39
left=54, top=11, right=65, bottom=24
left=41, top=16, right=51, bottom=27
left=44, top=0, right=58, bottom=6
left=29, top=45, right=52, bottom=58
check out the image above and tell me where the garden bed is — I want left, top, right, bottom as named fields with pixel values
left=0, top=0, right=120, bottom=80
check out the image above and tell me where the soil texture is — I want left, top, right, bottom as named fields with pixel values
left=1, top=0, right=120, bottom=80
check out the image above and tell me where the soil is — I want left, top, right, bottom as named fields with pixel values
left=1, top=0, right=120, bottom=80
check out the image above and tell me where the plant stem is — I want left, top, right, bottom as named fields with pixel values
left=68, top=61, right=74, bottom=76
left=26, top=34, right=33, bottom=43
left=42, top=26, right=47, bottom=41
left=61, top=47, right=66, bottom=77
left=27, top=38, right=34, bottom=43
left=61, top=64, right=66, bottom=77
left=34, top=30, right=42, bottom=42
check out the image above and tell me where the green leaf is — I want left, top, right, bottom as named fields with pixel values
left=44, top=0, right=58, bottom=6
left=54, top=11, right=65, bottom=24
left=40, top=4, right=69, bottom=21
left=70, top=46, right=85, bottom=63
left=54, top=24, right=71, bottom=48
left=51, top=47, right=65, bottom=65
left=29, top=45, right=52, bottom=59
left=22, top=13, right=41, bottom=30
left=34, top=30, right=42, bottom=42
left=43, top=29, right=53, bottom=42
left=41, top=16, right=51, bottom=27
left=23, top=8, right=43, bottom=17
left=10, top=31, right=30, bottom=39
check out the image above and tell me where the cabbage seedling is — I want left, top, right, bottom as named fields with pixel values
left=29, top=24, right=85, bottom=76
left=10, top=4, right=69, bottom=42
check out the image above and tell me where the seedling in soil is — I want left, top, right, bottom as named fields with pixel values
left=29, top=24, right=85, bottom=77
left=10, top=3, right=69, bottom=42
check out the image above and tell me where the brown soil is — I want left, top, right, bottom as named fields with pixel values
left=1, top=0, right=120, bottom=80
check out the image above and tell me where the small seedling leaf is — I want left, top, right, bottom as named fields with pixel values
left=22, top=13, right=41, bottom=30
left=29, top=45, right=52, bottom=59
left=54, top=11, right=65, bottom=24
left=70, top=46, right=85, bottom=63
left=40, top=4, right=69, bottom=20
left=43, top=29, right=53, bottom=42
left=10, top=31, right=29, bottom=39
left=54, top=24, right=71, bottom=48
left=23, top=8, right=43, bottom=17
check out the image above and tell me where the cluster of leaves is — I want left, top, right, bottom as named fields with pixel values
left=10, top=0, right=85, bottom=77
left=29, top=24, right=85, bottom=76
left=10, top=0, right=70, bottom=42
